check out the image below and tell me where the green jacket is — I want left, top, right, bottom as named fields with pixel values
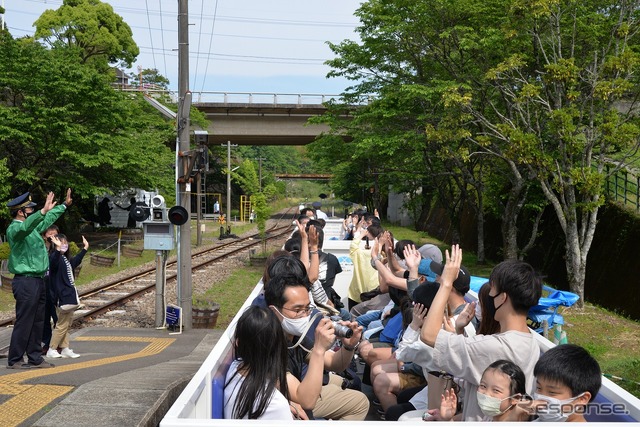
left=7, top=204, right=67, bottom=276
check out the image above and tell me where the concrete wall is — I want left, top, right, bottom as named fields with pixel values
left=387, top=188, right=414, bottom=227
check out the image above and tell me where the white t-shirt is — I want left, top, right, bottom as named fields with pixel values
left=224, top=360, right=293, bottom=420
left=315, top=209, right=328, bottom=220
left=433, top=329, right=539, bottom=421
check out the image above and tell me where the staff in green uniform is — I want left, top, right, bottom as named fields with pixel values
left=6, top=189, right=72, bottom=369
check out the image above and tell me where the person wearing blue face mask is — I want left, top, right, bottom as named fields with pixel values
left=45, top=234, right=88, bottom=359
left=531, top=344, right=601, bottom=422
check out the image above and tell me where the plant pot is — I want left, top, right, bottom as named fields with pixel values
left=1, top=274, right=12, bottom=293
left=90, top=253, right=116, bottom=267
left=249, top=255, right=268, bottom=266
left=192, top=303, right=220, bottom=329
left=122, top=245, right=144, bottom=258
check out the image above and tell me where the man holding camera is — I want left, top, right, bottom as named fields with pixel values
left=265, top=273, right=370, bottom=420
left=6, top=189, right=72, bottom=369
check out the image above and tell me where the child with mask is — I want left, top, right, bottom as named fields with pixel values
left=46, top=234, right=88, bottom=359
left=532, top=344, right=601, bottom=422
left=428, top=359, right=531, bottom=421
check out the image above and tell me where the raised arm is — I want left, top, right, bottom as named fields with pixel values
left=420, top=245, right=462, bottom=346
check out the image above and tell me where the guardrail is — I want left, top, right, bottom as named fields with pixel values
left=606, top=165, right=640, bottom=212
left=118, top=87, right=372, bottom=106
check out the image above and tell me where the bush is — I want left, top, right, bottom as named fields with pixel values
left=0, top=242, right=10, bottom=260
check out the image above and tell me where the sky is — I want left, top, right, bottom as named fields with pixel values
left=3, top=0, right=363, bottom=98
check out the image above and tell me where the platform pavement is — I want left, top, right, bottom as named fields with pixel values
left=0, top=326, right=223, bottom=427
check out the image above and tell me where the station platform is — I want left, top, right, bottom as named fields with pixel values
left=0, top=326, right=222, bottom=427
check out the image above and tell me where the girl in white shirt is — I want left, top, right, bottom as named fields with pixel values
left=224, top=306, right=293, bottom=419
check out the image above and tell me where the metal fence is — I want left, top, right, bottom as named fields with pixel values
left=606, top=165, right=640, bottom=212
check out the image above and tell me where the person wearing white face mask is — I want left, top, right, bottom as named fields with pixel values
left=531, top=344, right=601, bottom=422
left=46, top=234, right=88, bottom=359
left=265, top=273, right=370, bottom=420
left=427, top=359, right=532, bottom=421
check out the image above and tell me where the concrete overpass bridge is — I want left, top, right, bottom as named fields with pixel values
left=142, top=90, right=360, bottom=146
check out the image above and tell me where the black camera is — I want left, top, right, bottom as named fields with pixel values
left=330, top=315, right=353, bottom=339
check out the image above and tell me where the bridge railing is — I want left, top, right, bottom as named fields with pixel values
left=118, top=87, right=371, bottom=106
left=190, top=91, right=372, bottom=106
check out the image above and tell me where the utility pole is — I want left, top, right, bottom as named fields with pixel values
left=1, top=0, right=5, bottom=31
left=176, top=0, right=192, bottom=329
left=225, top=141, right=237, bottom=226
left=256, top=157, right=266, bottom=191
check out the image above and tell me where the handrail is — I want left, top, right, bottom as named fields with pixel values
left=117, top=87, right=372, bottom=106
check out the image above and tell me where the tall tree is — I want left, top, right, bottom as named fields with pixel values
left=34, top=0, right=139, bottom=69
left=449, top=0, right=640, bottom=305
left=0, top=32, right=174, bottom=228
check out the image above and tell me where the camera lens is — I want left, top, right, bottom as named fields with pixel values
left=332, top=321, right=353, bottom=339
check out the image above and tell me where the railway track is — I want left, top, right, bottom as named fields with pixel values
left=0, top=209, right=294, bottom=329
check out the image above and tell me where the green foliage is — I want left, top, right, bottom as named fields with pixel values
left=252, top=192, right=270, bottom=239
left=68, top=241, right=80, bottom=257
left=231, top=160, right=260, bottom=195
left=0, top=242, right=9, bottom=260
left=139, top=68, right=169, bottom=89
left=34, top=0, right=139, bottom=69
left=317, top=0, right=640, bottom=297
left=0, top=32, right=175, bottom=226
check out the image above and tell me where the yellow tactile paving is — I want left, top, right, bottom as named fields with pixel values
left=0, top=336, right=175, bottom=427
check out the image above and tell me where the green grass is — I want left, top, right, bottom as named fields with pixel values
left=200, top=263, right=264, bottom=329
left=562, top=304, right=640, bottom=398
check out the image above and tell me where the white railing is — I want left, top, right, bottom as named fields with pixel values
left=118, top=87, right=372, bottom=106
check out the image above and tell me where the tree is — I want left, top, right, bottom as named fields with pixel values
left=320, top=0, right=640, bottom=304
left=449, top=0, right=640, bottom=305
left=34, top=0, right=139, bottom=68
left=0, top=32, right=174, bottom=229
left=139, top=68, right=170, bottom=90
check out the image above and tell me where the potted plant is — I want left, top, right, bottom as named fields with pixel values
left=192, top=296, right=220, bottom=329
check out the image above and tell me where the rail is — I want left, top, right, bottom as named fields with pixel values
left=0, top=209, right=295, bottom=330
left=118, top=87, right=373, bottom=106
left=606, top=165, right=640, bottom=212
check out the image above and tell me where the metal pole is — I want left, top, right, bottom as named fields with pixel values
left=257, top=157, right=266, bottom=191
left=196, top=172, right=202, bottom=246
left=177, top=0, right=192, bottom=329
left=155, top=250, right=165, bottom=327
left=1, top=0, right=5, bottom=31
left=227, top=141, right=232, bottom=230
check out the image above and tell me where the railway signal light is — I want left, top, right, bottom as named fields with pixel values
left=168, top=205, right=189, bottom=226
left=130, top=205, right=150, bottom=222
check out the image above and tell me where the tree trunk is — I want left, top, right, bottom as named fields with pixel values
left=501, top=178, right=525, bottom=260
left=564, top=226, right=586, bottom=309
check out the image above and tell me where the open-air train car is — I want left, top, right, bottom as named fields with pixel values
left=161, top=219, right=640, bottom=426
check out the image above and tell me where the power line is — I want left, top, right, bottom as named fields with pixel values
left=138, top=47, right=328, bottom=66
left=192, top=0, right=207, bottom=91
left=144, top=0, right=157, bottom=73
left=199, top=0, right=220, bottom=93
left=157, top=0, right=168, bottom=79
left=20, top=0, right=359, bottom=28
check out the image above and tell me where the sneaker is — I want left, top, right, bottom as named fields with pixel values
left=60, top=348, right=80, bottom=359
left=29, top=360, right=55, bottom=368
left=46, top=348, right=62, bottom=359
left=7, top=362, right=29, bottom=369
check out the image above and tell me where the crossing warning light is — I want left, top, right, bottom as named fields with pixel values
left=168, top=206, right=189, bottom=226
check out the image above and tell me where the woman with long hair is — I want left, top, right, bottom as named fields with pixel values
left=224, top=305, right=293, bottom=419
left=46, top=234, right=88, bottom=359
